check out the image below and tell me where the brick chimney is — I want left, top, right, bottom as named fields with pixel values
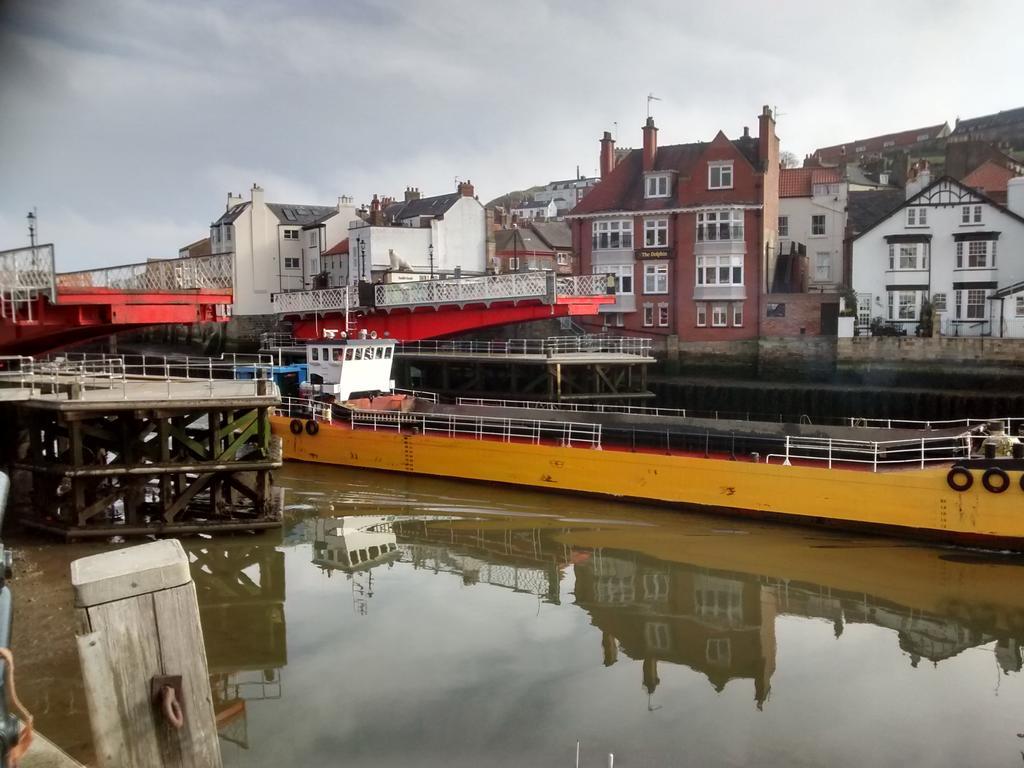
left=369, top=194, right=382, bottom=226
left=458, top=179, right=475, bottom=197
left=405, top=186, right=421, bottom=202
left=642, top=117, right=658, bottom=172
left=758, top=105, right=777, bottom=173
left=600, top=131, right=616, bottom=179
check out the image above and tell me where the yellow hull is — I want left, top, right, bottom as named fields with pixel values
left=271, top=416, right=1024, bottom=548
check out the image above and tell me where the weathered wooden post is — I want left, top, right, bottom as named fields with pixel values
left=71, top=540, right=222, bottom=768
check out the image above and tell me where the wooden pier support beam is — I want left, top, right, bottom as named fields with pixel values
left=72, top=540, right=222, bottom=768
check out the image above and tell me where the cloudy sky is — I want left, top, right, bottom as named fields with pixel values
left=1, top=0, right=1022, bottom=270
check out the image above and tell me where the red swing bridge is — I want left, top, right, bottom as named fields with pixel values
left=272, top=272, right=616, bottom=342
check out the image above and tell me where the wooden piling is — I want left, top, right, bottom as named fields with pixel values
left=72, top=540, right=222, bottom=768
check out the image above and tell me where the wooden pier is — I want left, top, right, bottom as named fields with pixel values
left=0, top=355, right=282, bottom=539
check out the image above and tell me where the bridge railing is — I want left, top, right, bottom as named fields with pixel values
left=0, top=244, right=56, bottom=319
left=397, top=335, right=652, bottom=357
left=271, top=286, right=359, bottom=315
left=55, top=252, right=233, bottom=292
left=272, top=271, right=614, bottom=315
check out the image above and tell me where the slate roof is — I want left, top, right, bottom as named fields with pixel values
left=570, top=144, right=704, bottom=215
left=846, top=190, right=906, bottom=235
left=529, top=221, right=572, bottom=250
left=952, top=106, right=1024, bottom=136
left=815, top=123, right=949, bottom=162
left=384, top=193, right=461, bottom=222
left=266, top=204, right=337, bottom=227
left=513, top=200, right=552, bottom=209
left=211, top=202, right=250, bottom=226
left=779, top=167, right=843, bottom=197
left=494, top=228, right=553, bottom=254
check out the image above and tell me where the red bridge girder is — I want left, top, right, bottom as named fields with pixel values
left=288, top=296, right=613, bottom=342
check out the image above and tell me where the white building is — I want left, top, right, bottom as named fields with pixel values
left=851, top=176, right=1024, bottom=337
left=533, top=177, right=600, bottom=215
left=510, top=199, right=557, bottom=222
left=336, top=182, right=487, bottom=285
left=778, top=167, right=847, bottom=292
left=210, top=184, right=362, bottom=315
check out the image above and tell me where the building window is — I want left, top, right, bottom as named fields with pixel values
left=508, top=257, right=519, bottom=270
left=857, top=294, right=871, bottom=329
left=955, top=289, right=988, bottom=320
left=644, top=218, right=668, bottom=247
left=917, top=133, right=930, bottom=141
left=696, top=209, right=744, bottom=242
left=556, top=253, right=569, bottom=266
left=732, top=302, right=743, bottom=327
left=888, top=243, right=927, bottom=270
left=597, top=264, right=633, bottom=295
left=592, top=220, right=633, bottom=249
left=811, top=214, right=826, bottom=236
left=711, top=303, right=728, bottom=327
left=778, top=216, right=788, bottom=237
left=708, top=162, right=733, bottom=190
left=643, top=303, right=654, bottom=327
left=932, top=293, right=947, bottom=312
left=956, top=240, right=995, bottom=268
left=696, top=254, right=743, bottom=286
left=883, top=140, right=896, bottom=148
left=888, top=290, right=920, bottom=321
left=284, top=256, right=300, bottom=269
left=906, top=207, right=927, bottom=227
left=767, top=303, right=786, bottom=317
left=658, top=303, right=669, bottom=327
left=214, top=228, right=221, bottom=243
left=1017, top=296, right=1024, bottom=317
left=283, top=229, right=299, bottom=240
left=814, top=252, right=831, bottom=282
left=645, top=175, right=670, bottom=198
left=961, top=205, right=983, bottom=225
left=224, top=226, right=232, bottom=242
left=308, top=230, right=319, bottom=246
left=706, top=638, right=731, bottom=665
left=643, top=263, right=668, bottom=294
left=696, top=302, right=707, bottom=327
left=855, top=145, right=866, bottom=152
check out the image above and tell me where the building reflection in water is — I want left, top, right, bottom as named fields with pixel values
left=186, top=536, right=287, bottom=750
left=311, top=514, right=1024, bottom=711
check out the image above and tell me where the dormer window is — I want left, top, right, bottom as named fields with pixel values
left=646, top=175, right=670, bottom=198
left=906, top=207, right=927, bottom=227
left=708, top=162, right=733, bottom=190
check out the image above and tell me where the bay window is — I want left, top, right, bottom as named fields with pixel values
left=596, top=264, right=633, bottom=295
left=887, top=290, right=920, bottom=321
left=696, top=209, right=744, bottom=242
left=696, top=253, right=743, bottom=286
left=887, top=243, right=927, bottom=270
left=592, top=220, right=633, bottom=250
left=955, top=289, right=988, bottom=320
left=956, top=240, right=996, bottom=268
left=643, top=263, right=668, bottom=293
left=644, top=218, right=668, bottom=247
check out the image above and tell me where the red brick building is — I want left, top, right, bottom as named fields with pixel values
left=569, top=106, right=779, bottom=343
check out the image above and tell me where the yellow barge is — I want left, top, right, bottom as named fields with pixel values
left=270, top=337, right=1024, bottom=549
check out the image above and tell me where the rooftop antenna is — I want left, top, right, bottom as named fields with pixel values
left=647, top=93, right=662, bottom=119
left=773, top=105, right=786, bottom=121
left=27, top=208, right=37, bottom=248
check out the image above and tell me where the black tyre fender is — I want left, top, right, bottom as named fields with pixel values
left=982, top=467, right=1010, bottom=494
left=305, top=420, right=320, bottom=436
left=946, top=466, right=973, bottom=492
left=289, top=419, right=303, bottom=435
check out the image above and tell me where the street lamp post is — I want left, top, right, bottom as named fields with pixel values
left=428, top=243, right=434, bottom=279
left=358, top=238, right=367, bottom=284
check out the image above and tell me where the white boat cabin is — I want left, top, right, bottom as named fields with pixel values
left=305, top=338, right=397, bottom=400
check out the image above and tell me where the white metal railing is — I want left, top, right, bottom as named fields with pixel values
left=272, top=271, right=613, bottom=316
left=398, top=335, right=651, bottom=357
left=0, top=352, right=277, bottom=400
left=55, top=252, right=233, bottom=292
left=458, top=396, right=691, bottom=415
left=274, top=397, right=334, bottom=423
left=260, top=332, right=308, bottom=349
left=766, top=432, right=974, bottom=471
left=349, top=409, right=602, bottom=448
left=271, top=286, right=359, bottom=315
left=844, top=416, right=1023, bottom=433
left=375, top=272, right=549, bottom=308
left=0, top=244, right=56, bottom=320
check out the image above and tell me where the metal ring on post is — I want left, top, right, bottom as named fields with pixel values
left=160, top=686, right=184, bottom=730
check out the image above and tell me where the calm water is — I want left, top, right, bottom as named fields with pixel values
left=181, top=463, right=1024, bottom=767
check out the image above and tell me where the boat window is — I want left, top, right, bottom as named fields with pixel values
left=359, top=549, right=368, bottom=563
left=345, top=347, right=354, bottom=361
left=369, top=546, right=380, bottom=558
left=375, top=347, right=384, bottom=359
left=385, top=347, right=392, bottom=359
left=321, top=347, right=329, bottom=361
left=332, top=348, right=343, bottom=362
left=311, top=348, right=319, bottom=361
